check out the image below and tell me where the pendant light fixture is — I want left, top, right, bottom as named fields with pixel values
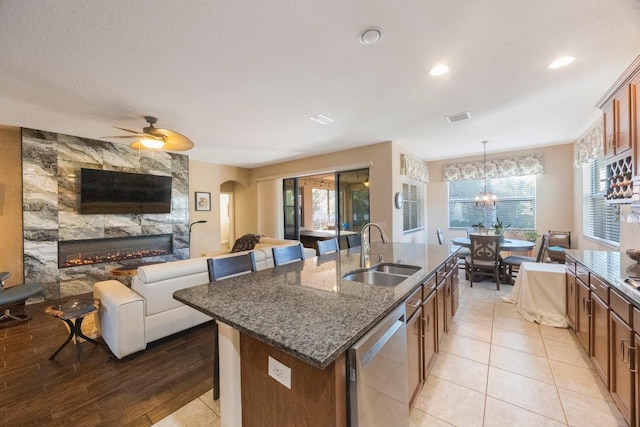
left=475, top=140, right=497, bottom=210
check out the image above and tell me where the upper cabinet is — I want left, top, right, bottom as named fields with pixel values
left=602, top=85, right=632, bottom=159
left=598, top=56, right=640, bottom=203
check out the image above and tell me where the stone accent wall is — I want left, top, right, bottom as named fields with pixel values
left=22, top=128, right=189, bottom=299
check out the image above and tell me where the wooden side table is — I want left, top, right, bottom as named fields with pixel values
left=45, top=299, right=100, bottom=362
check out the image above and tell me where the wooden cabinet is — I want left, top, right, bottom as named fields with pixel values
left=566, top=270, right=577, bottom=330
left=422, top=289, right=437, bottom=376
left=603, top=85, right=632, bottom=159
left=406, top=286, right=423, bottom=409
left=591, top=292, right=610, bottom=387
left=576, top=276, right=591, bottom=353
left=609, top=289, right=633, bottom=425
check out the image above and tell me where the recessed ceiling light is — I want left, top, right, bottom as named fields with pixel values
left=359, top=27, right=382, bottom=45
left=430, top=64, right=450, bottom=76
left=548, top=56, right=575, bottom=69
left=310, top=114, right=334, bottom=124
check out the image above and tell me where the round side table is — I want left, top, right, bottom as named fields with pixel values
left=45, top=299, right=100, bottom=362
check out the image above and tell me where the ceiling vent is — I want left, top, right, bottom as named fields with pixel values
left=446, top=112, right=471, bottom=123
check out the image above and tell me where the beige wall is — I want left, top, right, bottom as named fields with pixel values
left=188, top=159, right=251, bottom=257
left=426, top=144, right=575, bottom=246
left=0, top=126, right=23, bottom=286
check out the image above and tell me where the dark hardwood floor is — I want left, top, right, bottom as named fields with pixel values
left=0, top=294, right=215, bottom=426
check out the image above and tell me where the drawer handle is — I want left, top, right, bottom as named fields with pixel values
left=630, top=346, right=637, bottom=374
left=406, top=299, right=421, bottom=308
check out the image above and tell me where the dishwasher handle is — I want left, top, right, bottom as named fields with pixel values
left=361, top=319, right=404, bottom=369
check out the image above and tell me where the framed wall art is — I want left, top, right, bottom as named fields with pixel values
left=195, top=191, right=211, bottom=211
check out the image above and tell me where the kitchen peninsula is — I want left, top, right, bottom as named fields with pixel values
left=174, top=242, right=459, bottom=426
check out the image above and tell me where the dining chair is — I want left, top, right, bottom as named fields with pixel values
left=547, top=230, right=571, bottom=263
left=272, top=243, right=305, bottom=266
left=316, top=238, right=339, bottom=255
left=436, top=229, right=445, bottom=245
left=207, top=252, right=257, bottom=400
left=465, top=234, right=502, bottom=290
left=346, top=234, right=362, bottom=248
left=501, top=234, right=548, bottom=278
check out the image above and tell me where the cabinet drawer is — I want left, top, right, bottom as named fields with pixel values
left=633, top=307, right=640, bottom=333
left=565, top=259, right=577, bottom=275
left=590, top=274, right=609, bottom=304
left=423, top=273, right=437, bottom=295
left=445, top=256, right=457, bottom=271
left=610, top=290, right=631, bottom=325
left=576, top=263, right=589, bottom=286
left=405, top=286, right=422, bottom=320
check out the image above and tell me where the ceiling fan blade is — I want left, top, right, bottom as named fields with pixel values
left=151, top=128, right=194, bottom=151
left=112, top=126, right=146, bottom=135
left=101, top=134, right=139, bottom=139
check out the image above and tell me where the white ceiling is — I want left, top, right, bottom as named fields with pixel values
left=1, top=1, right=639, bottom=168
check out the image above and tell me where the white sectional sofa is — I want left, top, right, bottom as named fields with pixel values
left=93, top=238, right=314, bottom=359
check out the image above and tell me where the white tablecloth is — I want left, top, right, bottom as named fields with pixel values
left=501, top=262, right=568, bottom=327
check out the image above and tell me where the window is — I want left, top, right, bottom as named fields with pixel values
left=403, top=180, right=424, bottom=232
left=448, top=175, right=536, bottom=230
left=312, top=188, right=336, bottom=229
left=582, top=156, right=619, bottom=245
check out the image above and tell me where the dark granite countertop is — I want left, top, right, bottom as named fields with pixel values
left=174, top=242, right=457, bottom=369
left=565, top=249, right=640, bottom=307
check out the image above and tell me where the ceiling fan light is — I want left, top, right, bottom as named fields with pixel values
left=140, top=139, right=165, bottom=149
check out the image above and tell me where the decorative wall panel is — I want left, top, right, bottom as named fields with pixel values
left=22, top=128, right=190, bottom=299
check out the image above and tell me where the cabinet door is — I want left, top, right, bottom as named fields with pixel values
left=444, top=271, right=453, bottom=327
left=604, top=101, right=616, bottom=158
left=617, top=85, right=632, bottom=154
left=407, top=306, right=423, bottom=409
left=591, top=293, right=610, bottom=388
left=422, top=290, right=437, bottom=376
left=450, top=260, right=460, bottom=317
left=436, top=281, right=447, bottom=348
left=566, top=271, right=577, bottom=330
left=635, top=333, right=640, bottom=427
left=610, top=312, right=632, bottom=425
left=576, top=279, right=590, bottom=353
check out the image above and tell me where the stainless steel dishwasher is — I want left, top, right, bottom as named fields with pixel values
left=348, top=303, right=409, bottom=426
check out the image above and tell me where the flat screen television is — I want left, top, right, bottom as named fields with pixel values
left=80, top=168, right=172, bottom=214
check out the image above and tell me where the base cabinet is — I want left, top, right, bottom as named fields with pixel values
left=576, top=278, right=590, bottom=353
left=611, top=311, right=633, bottom=425
left=406, top=286, right=423, bottom=409
left=591, top=292, right=610, bottom=388
left=566, top=271, right=577, bottom=329
left=422, top=289, right=437, bottom=376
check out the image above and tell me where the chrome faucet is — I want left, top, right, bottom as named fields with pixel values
left=360, top=223, right=389, bottom=267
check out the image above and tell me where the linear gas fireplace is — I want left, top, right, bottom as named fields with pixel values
left=58, top=234, right=173, bottom=268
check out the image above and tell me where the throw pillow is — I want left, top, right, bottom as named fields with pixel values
left=231, top=234, right=262, bottom=253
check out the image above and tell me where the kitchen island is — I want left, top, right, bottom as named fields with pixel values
left=174, top=242, right=458, bottom=426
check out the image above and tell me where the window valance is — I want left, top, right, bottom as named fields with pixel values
left=574, top=120, right=603, bottom=167
left=442, top=154, right=543, bottom=182
left=400, top=153, right=429, bottom=183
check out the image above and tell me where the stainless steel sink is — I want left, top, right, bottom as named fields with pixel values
left=372, top=264, right=420, bottom=276
left=343, top=263, right=420, bottom=287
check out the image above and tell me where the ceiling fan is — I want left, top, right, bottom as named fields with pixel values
left=104, top=116, right=194, bottom=151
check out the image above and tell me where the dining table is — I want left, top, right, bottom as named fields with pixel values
left=450, top=236, right=536, bottom=252
left=450, top=236, right=536, bottom=285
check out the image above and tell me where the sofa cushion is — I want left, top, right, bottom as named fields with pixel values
left=231, top=234, right=262, bottom=253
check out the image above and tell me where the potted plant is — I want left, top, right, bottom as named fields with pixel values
left=493, top=217, right=510, bottom=240
left=523, top=229, right=540, bottom=242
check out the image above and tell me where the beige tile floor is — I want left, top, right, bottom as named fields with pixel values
left=154, top=277, right=628, bottom=426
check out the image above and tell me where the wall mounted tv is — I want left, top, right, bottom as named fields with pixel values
left=80, top=168, right=173, bottom=214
